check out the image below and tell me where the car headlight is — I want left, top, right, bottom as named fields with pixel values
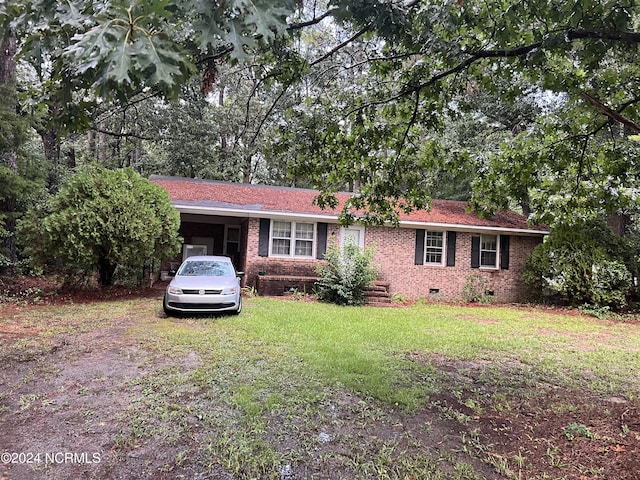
left=220, top=287, right=237, bottom=295
left=168, top=286, right=183, bottom=295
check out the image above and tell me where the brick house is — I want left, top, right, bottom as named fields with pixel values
left=151, top=175, right=548, bottom=303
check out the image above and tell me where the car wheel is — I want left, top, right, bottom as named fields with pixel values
left=232, top=296, right=242, bottom=315
left=163, top=294, right=172, bottom=316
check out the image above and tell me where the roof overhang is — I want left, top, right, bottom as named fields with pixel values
left=173, top=203, right=549, bottom=236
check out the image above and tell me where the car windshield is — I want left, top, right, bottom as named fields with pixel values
left=177, top=260, right=234, bottom=277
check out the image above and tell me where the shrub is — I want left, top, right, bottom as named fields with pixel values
left=523, top=220, right=632, bottom=310
left=315, top=239, right=378, bottom=306
left=591, top=260, right=632, bottom=309
left=18, top=165, right=182, bottom=286
left=462, top=273, right=492, bottom=303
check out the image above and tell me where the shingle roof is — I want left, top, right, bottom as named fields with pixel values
left=151, top=176, right=547, bottom=234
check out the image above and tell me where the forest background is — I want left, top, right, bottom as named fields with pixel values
left=2, top=0, right=640, bottom=308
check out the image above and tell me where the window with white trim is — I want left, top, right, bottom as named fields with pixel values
left=271, top=221, right=315, bottom=257
left=424, top=231, right=445, bottom=265
left=480, top=234, right=498, bottom=268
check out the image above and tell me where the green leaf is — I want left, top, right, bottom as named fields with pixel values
left=107, top=41, right=134, bottom=85
left=224, top=18, right=256, bottom=60
left=55, top=0, right=85, bottom=28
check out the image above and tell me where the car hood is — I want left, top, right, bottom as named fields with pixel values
left=168, top=276, right=239, bottom=290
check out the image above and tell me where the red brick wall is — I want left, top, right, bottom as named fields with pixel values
left=256, top=276, right=319, bottom=296
left=243, top=218, right=542, bottom=303
left=243, top=218, right=339, bottom=290
left=365, top=226, right=542, bottom=303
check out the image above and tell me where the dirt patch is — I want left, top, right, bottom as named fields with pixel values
left=410, top=351, right=640, bottom=480
left=0, top=313, right=158, bottom=480
left=0, top=275, right=164, bottom=310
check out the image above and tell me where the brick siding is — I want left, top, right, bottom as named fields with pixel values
left=365, top=226, right=541, bottom=303
left=245, top=218, right=541, bottom=303
left=244, top=218, right=339, bottom=292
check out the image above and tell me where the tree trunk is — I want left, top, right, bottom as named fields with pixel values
left=87, top=130, right=96, bottom=160
left=38, top=127, right=61, bottom=190
left=98, top=256, right=117, bottom=287
left=98, top=127, right=107, bottom=163
left=219, top=87, right=227, bottom=151
left=0, top=34, right=17, bottom=80
left=66, top=146, right=76, bottom=169
left=0, top=32, right=19, bottom=273
left=0, top=37, right=17, bottom=160
left=242, top=162, right=251, bottom=183
left=607, top=212, right=631, bottom=237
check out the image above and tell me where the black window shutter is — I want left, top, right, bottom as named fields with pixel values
left=316, top=223, right=328, bottom=259
left=258, top=218, right=270, bottom=257
left=500, top=235, right=510, bottom=270
left=415, top=229, right=425, bottom=265
left=471, top=236, right=480, bottom=268
left=446, top=231, right=456, bottom=267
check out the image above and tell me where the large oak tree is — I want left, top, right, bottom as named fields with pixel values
left=3, top=0, right=640, bottom=225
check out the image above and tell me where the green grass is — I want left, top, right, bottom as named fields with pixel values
left=124, top=298, right=640, bottom=478
left=216, top=299, right=640, bottom=406
left=3, top=296, right=640, bottom=479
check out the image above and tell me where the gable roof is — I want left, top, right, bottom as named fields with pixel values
left=151, top=175, right=548, bottom=235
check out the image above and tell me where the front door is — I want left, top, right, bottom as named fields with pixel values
left=340, top=226, right=365, bottom=249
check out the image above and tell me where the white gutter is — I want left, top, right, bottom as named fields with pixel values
left=173, top=203, right=549, bottom=236
left=174, top=203, right=339, bottom=221
left=399, top=220, right=549, bottom=236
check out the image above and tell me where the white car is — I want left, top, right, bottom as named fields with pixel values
left=163, top=256, right=243, bottom=315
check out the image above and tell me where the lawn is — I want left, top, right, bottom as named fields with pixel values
left=1, top=292, right=639, bottom=479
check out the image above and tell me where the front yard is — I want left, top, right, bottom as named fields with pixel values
left=0, top=291, right=639, bottom=479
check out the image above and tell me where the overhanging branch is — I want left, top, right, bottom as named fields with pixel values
left=580, top=92, right=640, bottom=133
left=310, top=23, right=373, bottom=67
left=395, top=29, right=640, bottom=98
left=90, top=127, right=154, bottom=141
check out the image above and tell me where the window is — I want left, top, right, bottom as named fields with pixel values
left=294, top=222, right=314, bottom=256
left=271, top=221, right=315, bottom=257
left=183, top=244, right=207, bottom=261
left=480, top=234, right=498, bottom=268
left=224, top=225, right=240, bottom=255
left=424, top=231, right=444, bottom=264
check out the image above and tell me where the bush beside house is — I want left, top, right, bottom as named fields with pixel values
left=315, top=240, right=378, bottom=306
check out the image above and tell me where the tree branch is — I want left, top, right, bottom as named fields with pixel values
left=393, top=88, right=421, bottom=166
left=384, top=29, right=640, bottom=102
left=566, top=28, right=640, bottom=44
left=287, top=9, right=337, bottom=30
left=310, top=23, right=373, bottom=67
left=90, top=127, right=154, bottom=141
left=580, top=92, right=640, bottom=133
left=405, top=42, right=543, bottom=95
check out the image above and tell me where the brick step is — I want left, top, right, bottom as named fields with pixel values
left=365, top=296, right=392, bottom=305
left=364, top=285, right=388, bottom=293
left=364, top=289, right=390, bottom=297
left=365, top=281, right=390, bottom=290
left=367, top=294, right=392, bottom=301
left=364, top=280, right=391, bottom=305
